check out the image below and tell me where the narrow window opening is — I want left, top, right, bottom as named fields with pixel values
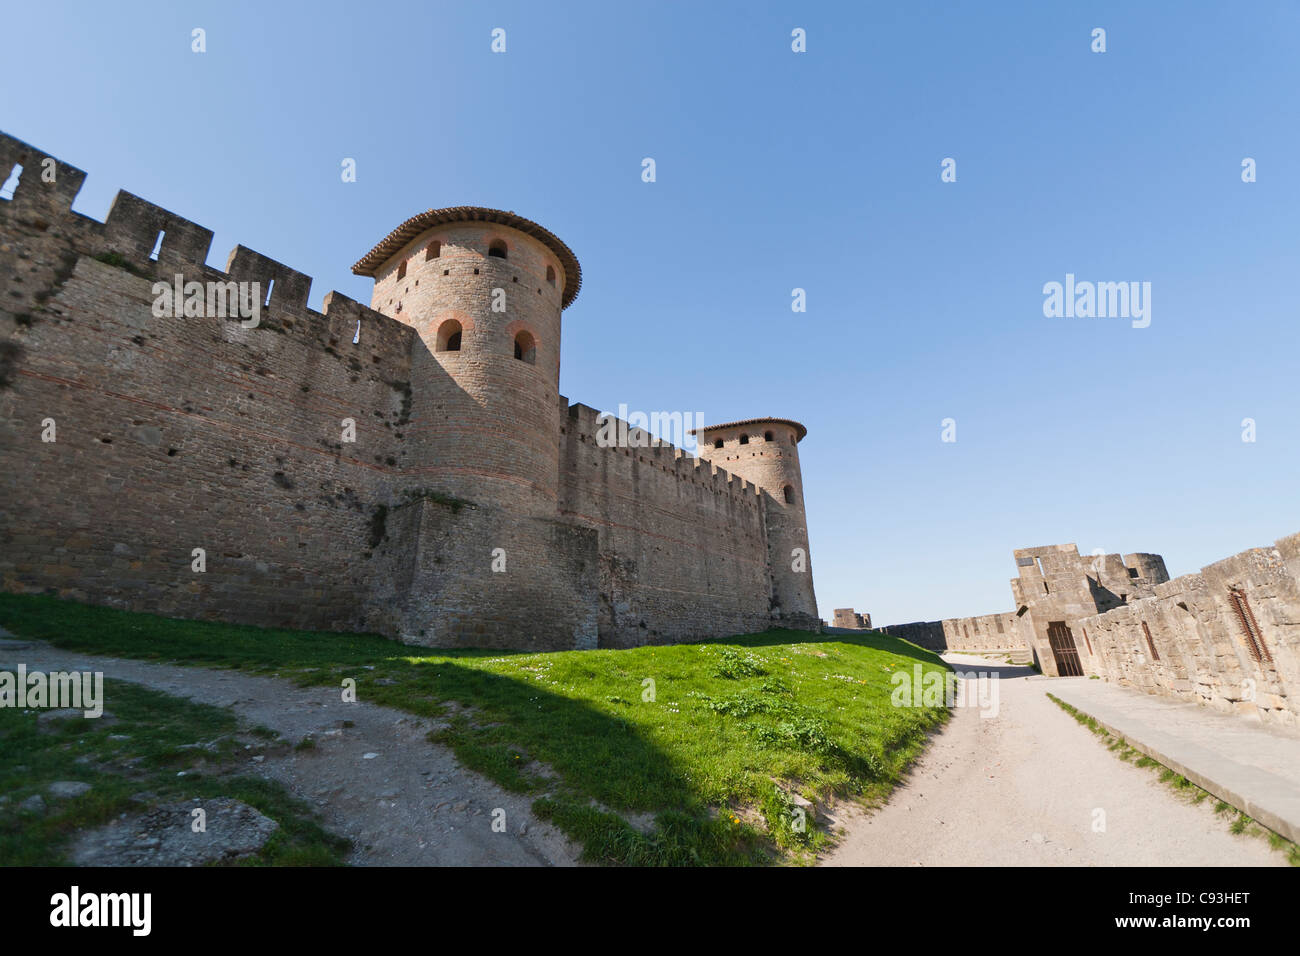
left=1142, top=621, right=1159, bottom=661
left=0, top=163, right=22, bottom=200
left=764, top=431, right=773, bottom=441
left=425, top=240, right=441, bottom=260
left=783, top=484, right=794, bottom=503
left=149, top=230, right=165, bottom=261
left=397, top=260, right=407, bottom=280
left=513, top=330, right=536, bottom=364
left=1228, top=588, right=1272, bottom=663
left=437, top=319, right=462, bottom=352
left=546, top=265, right=556, bottom=285
left=1128, top=567, right=1139, bottom=578
left=739, top=434, right=749, bottom=445
left=713, top=438, right=723, bottom=449
left=488, top=239, right=507, bottom=259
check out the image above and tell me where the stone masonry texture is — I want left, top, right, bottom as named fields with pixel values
left=879, top=537, right=1298, bottom=727
left=879, top=612, right=1027, bottom=656
left=831, top=608, right=871, bottom=629
left=0, top=132, right=819, bottom=650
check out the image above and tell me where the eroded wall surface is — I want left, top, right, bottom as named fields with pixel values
left=879, top=612, right=1027, bottom=654
left=1073, top=534, right=1299, bottom=726
left=1009, top=546, right=1168, bottom=676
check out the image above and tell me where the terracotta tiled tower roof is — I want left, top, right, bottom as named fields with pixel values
left=352, top=206, right=582, bottom=308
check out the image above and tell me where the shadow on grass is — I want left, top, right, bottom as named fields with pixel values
left=0, top=593, right=949, bottom=866
left=409, top=660, right=776, bottom=865
left=0, top=678, right=349, bottom=866
left=0, top=593, right=516, bottom=668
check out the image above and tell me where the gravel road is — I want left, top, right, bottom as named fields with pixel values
left=820, top=653, right=1285, bottom=866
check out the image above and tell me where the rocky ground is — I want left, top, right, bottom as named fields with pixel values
left=0, top=637, right=580, bottom=866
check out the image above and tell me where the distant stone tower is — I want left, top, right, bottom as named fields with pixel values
left=696, top=419, right=818, bottom=626
left=1125, top=552, right=1170, bottom=585
left=353, top=207, right=581, bottom=516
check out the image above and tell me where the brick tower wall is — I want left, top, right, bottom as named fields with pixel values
left=367, top=221, right=566, bottom=517
left=696, top=421, right=818, bottom=627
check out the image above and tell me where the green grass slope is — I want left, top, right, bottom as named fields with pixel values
left=0, top=594, right=950, bottom=865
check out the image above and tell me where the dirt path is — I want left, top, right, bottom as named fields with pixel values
left=820, top=654, right=1285, bottom=866
left=0, top=637, right=579, bottom=867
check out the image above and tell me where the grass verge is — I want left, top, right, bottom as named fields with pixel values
left=0, top=678, right=350, bottom=865
left=1046, top=692, right=1300, bottom=866
left=0, top=593, right=951, bottom=865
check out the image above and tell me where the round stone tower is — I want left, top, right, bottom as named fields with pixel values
left=353, top=207, right=580, bottom=515
left=695, top=418, right=818, bottom=626
left=1124, top=552, right=1170, bottom=586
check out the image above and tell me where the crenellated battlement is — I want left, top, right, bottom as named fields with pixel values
left=560, top=399, right=759, bottom=505
left=0, top=134, right=87, bottom=213
left=0, top=131, right=416, bottom=363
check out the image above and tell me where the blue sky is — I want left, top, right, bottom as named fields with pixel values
left=4, top=1, right=1297, bottom=624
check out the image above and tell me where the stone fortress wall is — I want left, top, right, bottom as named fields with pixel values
left=0, top=132, right=819, bottom=650
left=877, top=611, right=1028, bottom=656
left=871, top=536, right=1298, bottom=727
left=1017, top=536, right=1300, bottom=727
